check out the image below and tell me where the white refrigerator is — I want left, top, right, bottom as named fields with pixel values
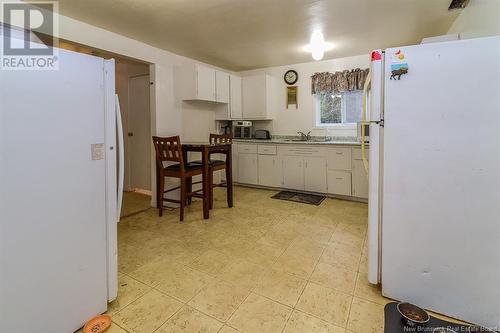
left=0, top=46, right=124, bottom=332
left=363, top=36, right=500, bottom=328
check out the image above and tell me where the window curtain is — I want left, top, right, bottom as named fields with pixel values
left=311, top=68, right=369, bottom=94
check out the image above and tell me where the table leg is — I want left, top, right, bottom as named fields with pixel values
left=226, top=147, right=233, bottom=208
left=202, top=147, right=210, bottom=219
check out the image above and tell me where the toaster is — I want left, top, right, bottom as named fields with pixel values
left=254, top=130, right=271, bottom=140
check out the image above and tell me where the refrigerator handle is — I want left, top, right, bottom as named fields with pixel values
left=115, top=94, right=125, bottom=222
left=361, top=71, right=371, bottom=172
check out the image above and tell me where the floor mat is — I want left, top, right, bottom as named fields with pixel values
left=271, top=190, right=325, bottom=206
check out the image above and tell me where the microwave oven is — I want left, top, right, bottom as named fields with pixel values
left=233, top=121, right=253, bottom=139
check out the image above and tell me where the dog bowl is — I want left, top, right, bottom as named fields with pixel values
left=397, top=302, right=430, bottom=327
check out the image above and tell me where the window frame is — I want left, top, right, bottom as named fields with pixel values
left=313, top=91, right=359, bottom=130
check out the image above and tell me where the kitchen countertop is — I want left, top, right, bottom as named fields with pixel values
left=233, top=138, right=368, bottom=146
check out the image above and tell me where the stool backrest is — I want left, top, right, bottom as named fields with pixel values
left=209, top=133, right=233, bottom=144
left=152, top=136, right=183, bottom=168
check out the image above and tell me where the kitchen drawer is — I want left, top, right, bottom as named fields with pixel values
left=327, top=170, right=352, bottom=196
left=238, top=144, right=257, bottom=154
left=258, top=145, right=277, bottom=155
left=352, top=147, right=369, bottom=161
left=278, top=145, right=326, bottom=157
left=327, top=147, right=351, bottom=170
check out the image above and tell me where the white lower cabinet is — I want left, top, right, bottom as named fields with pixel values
left=304, top=157, right=327, bottom=193
left=327, top=170, right=352, bottom=196
left=234, top=142, right=368, bottom=200
left=352, top=157, right=369, bottom=199
left=258, top=155, right=281, bottom=187
left=282, top=155, right=304, bottom=190
left=238, top=153, right=258, bottom=185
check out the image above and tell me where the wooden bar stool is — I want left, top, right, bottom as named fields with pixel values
left=192, top=134, right=232, bottom=209
left=152, top=136, right=204, bottom=221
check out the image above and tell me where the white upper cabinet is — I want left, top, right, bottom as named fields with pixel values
left=229, top=75, right=242, bottom=119
left=181, top=63, right=229, bottom=103
left=197, top=64, right=216, bottom=101
left=215, top=70, right=229, bottom=103
left=242, top=74, right=273, bottom=119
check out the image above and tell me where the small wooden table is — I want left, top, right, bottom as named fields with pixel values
left=182, top=142, right=233, bottom=219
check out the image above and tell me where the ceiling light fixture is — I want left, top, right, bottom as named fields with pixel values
left=304, top=31, right=334, bottom=61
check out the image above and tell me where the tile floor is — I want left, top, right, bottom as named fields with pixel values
left=77, top=186, right=459, bottom=333
left=121, top=191, right=152, bottom=218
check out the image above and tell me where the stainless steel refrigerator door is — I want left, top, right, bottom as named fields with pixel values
left=381, top=37, right=500, bottom=328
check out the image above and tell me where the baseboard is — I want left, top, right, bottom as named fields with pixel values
left=233, top=183, right=368, bottom=203
left=131, top=188, right=152, bottom=196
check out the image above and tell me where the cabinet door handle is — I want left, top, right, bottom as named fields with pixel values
left=336, top=152, right=344, bottom=155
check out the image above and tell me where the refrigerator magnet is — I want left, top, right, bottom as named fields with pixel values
left=390, top=50, right=408, bottom=80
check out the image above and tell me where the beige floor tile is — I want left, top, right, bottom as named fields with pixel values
left=354, top=272, right=392, bottom=305
left=329, top=232, right=364, bottom=249
left=188, top=279, right=250, bottom=321
left=128, top=257, right=181, bottom=287
left=113, top=290, right=183, bottom=333
left=245, top=243, right=285, bottom=267
left=254, top=268, right=307, bottom=307
left=310, top=262, right=357, bottom=294
left=217, top=259, right=267, bottom=290
left=358, top=255, right=368, bottom=274
left=121, top=192, right=152, bottom=218
left=188, top=250, right=232, bottom=276
left=272, top=250, right=318, bottom=279
left=296, top=282, right=352, bottom=328
left=347, top=298, right=384, bottom=333
left=283, top=310, right=346, bottom=333
left=155, top=265, right=214, bottom=302
left=156, top=306, right=223, bottom=333
left=228, top=293, right=292, bottom=333
left=107, top=273, right=151, bottom=315
left=320, top=243, right=361, bottom=272
left=218, top=325, right=239, bottom=333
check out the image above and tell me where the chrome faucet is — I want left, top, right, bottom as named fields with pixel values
left=297, top=131, right=311, bottom=141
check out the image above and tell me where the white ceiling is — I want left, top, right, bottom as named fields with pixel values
left=57, top=0, right=459, bottom=71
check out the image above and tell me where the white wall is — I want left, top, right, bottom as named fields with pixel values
left=38, top=14, right=231, bottom=205
left=239, top=54, right=370, bottom=137
left=447, top=0, right=500, bottom=38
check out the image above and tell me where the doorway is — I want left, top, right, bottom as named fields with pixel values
left=115, top=63, right=152, bottom=217
left=57, top=40, right=154, bottom=218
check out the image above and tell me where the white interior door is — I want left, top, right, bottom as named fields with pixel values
left=0, top=48, right=110, bottom=333
left=128, top=75, right=151, bottom=192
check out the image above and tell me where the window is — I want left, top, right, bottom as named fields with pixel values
left=315, top=90, right=363, bottom=127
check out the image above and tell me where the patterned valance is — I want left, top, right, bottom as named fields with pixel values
left=311, top=68, right=369, bottom=94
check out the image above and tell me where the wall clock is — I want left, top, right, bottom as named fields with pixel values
left=284, top=70, right=298, bottom=85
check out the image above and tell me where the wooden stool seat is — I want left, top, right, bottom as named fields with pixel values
left=190, top=159, right=225, bottom=166
left=152, top=135, right=204, bottom=221
left=202, top=133, right=233, bottom=209
left=164, top=162, right=205, bottom=172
